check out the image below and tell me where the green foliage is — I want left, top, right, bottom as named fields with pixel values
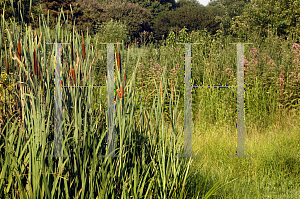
left=34, top=0, right=103, bottom=35
left=95, top=0, right=153, bottom=44
left=230, top=0, right=300, bottom=39
left=152, top=2, right=224, bottom=40
left=0, top=72, right=18, bottom=116
left=166, top=29, right=176, bottom=46
left=203, top=3, right=226, bottom=35
left=210, top=0, right=251, bottom=37
left=34, top=0, right=75, bottom=30
left=130, top=0, right=177, bottom=18
left=177, top=26, right=191, bottom=43
left=93, top=18, right=130, bottom=44
left=175, top=0, right=201, bottom=8
left=71, top=0, right=104, bottom=35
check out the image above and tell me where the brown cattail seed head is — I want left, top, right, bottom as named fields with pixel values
left=116, top=49, right=120, bottom=69
left=17, top=42, right=21, bottom=56
left=120, top=85, right=123, bottom=98
left=34, top=50, right=37, bottom=75
left=81, top=31, right=85, bottom=60
left=82, top=43, right=85, bottom=60
left=17, top=42, right=21, bottom=66
left=117, top=89, right=121, bottom=98
left=72, top=69, right=76, bottom=84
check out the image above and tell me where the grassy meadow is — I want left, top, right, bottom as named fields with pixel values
left=0, top=2, right=300, bottom=199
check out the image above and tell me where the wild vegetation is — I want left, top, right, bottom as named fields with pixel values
left=0, top=0, right=299, bottom=198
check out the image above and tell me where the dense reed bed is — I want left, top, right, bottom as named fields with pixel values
left=0, top=1, right=299, bottom=198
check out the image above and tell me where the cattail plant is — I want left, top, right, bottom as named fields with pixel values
left=72, top=69, right=76, bottom=84
left=22, top=57, right=26, bottom=67
left=38, top=61, right=41, bottom=79
left=0, top=3, right=224, bottom=199
left=115, top=38, right=121, bottom=70
left=120, top=85, right=123, bottom=98
left=82, top=30, right=85, bottom=60
left=70, top=37, right=74, bottom=83
left=116, top=85, right=123, bottom=98
left=34, top=50, right=37, bottom=75
left=116, top=47, right=120, bottom=69
left=17, top=41, right=21, bottom=66
left=86, top=56, right=95, bottom=84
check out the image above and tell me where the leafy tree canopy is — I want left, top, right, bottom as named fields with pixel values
left=95, top=0, right=153, bottom=43
left=152, top=1, right=224, bottom=40
left=207, top=0, right=252, bottom=36
left=230, top=0, right=300, bottom=39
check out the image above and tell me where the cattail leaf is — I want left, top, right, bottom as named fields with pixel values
left=71, top=40, right=74, bottom=61
left=171, top=80, right=173, bottom=101
left=38, top=61, right=41, bottom=79
left=86, top=56, right=95, bottom=84
left=161, top=80, right=163, bottom=105
left=23, top=57, right=26, bottom=67
left=124, top=74, right=127, bottom=87
left=5, top=56, right=9, bottom=74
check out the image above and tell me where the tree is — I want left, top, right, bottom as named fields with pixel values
left=152, top=2, right=224, bottom=40
left=207, top=0, right=252, bottom=36
left=72, top=0, right=104, bottom=35
left=175, top=0, right=201, bottom=8
left=92, top=18, right=130, bottom=44
left=95, top=0, right=153, bottom=44
left=230, top=0, right=300, bottom=39
left=33, top=0, right=104, bottom=35
left=129, top=0, right=177, bottom=17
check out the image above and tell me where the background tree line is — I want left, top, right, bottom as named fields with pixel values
left=0, top=0, right=299, bottom=46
